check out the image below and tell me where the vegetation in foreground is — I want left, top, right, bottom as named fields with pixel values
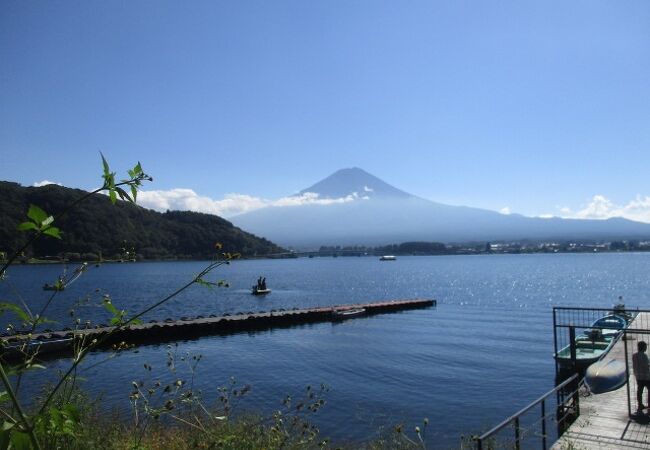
left=33, top=374, right=431, bottom=450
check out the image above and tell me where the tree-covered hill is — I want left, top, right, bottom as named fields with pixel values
left=0, top=181, right=285, bottom=260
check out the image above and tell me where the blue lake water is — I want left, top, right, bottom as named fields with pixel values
left=2, top=253, right=650, bottom=447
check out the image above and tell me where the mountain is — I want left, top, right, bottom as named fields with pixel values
left=298, top=167, right=412, bottom=199
left=0, top=181, right=284, bottom=259
left=231, top=168, right=650, bottom=248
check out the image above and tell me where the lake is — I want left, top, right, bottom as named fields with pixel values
left=2, top=253, right=650, bottom=448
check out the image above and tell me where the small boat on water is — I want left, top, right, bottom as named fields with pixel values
left=555, top=337, right=614, bottom=370
left=589, top=314, right=628, bottom=338
left=251, top=287, right=271, bottom=295
left=585, top=359, right=627, bottom=394
left=332, top=307, right=366, bottom=320
left=555, top=313, right=629, bottom=370
left=251, top=276, right=270, bottom=295
left=379, top=255, right=396, bottom=261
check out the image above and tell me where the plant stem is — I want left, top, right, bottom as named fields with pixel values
left=37, top=259, right=229, bottom=416
left=0, top=363, right=41, bottom=450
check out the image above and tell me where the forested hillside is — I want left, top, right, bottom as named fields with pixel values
left=0, top=182, right=284, bottom=260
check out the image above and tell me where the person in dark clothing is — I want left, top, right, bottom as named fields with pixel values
left=633, top=341, right=650, bottom=413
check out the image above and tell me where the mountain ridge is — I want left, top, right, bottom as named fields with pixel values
left=0, top=181, right=285, bottom=259
left=232, top=168, right=650, bottom=249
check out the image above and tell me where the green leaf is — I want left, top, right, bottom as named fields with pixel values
left=0, top=303, right=31, bottom=322
left=16, top=222, right=37, bottom=232
left=109, top=189, right=117, bottom=205
left=0, top=392, right=9, bottom=404
left=115, top=187, right=133, bottom=203
left=34, top=315, right=57, bottom=326
left=134, top=162, right=143, bottom=175
left=42, top=227, right=62, bottom=239
left=24, top=363, right=46, bottom=371
left=130, top=184, right=138, bottom=203
left=101, top=152, right=110, bottom=177
left=27, top=204, right=48, bottom=225
left=63, top=404, right=80, bottom=423
left=9, top=430, right=30, bottom=450
left=194, top=278, right=213, bottom=290
left=0, top=427, right=10, bottom=450
left=102, top=300, right=119, bottom=316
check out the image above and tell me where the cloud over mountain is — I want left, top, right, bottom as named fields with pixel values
left=138, top=188, right=364, bottom=217
left=559, top=195, right=650, bottom=223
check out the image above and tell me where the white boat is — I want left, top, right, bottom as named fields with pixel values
left=585, top=359, right=627, bottom=394
left=379, top=255, right=396, bottom=261
left=332, top=307, right=366, bottom=320
left=251, top=287, right=271, bottom=296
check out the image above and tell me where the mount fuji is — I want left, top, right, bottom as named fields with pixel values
left=231, top=168, right=650, bottom=248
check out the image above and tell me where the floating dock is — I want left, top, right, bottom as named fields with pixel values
left=1, top=298, right=436, bottom=360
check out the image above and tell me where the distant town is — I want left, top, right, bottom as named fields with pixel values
left=303, top=240, right=650, bottom=257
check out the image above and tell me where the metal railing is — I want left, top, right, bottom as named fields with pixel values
left=475, top=373, right=580, bottom=450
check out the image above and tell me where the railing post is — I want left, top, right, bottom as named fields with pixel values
left=625, top=330, right=631, bottom=417
left=476, top=437, right=482, bottom=450
left=572, top=374, right=580, bottom=417
left=569, top=326, right=577, bottom=370
left=541, top=399, right=547, bottom=450
left=514, top=416, right=521, bottom=450
left=553, top=308, right=559, bottom=375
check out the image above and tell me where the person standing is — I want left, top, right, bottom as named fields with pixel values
left=633, top=341, right=650, bottom=413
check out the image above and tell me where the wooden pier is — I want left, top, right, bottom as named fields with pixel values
left=1, top=298, right=436, bottom=360
left=553, top=312, right=650, bottom=450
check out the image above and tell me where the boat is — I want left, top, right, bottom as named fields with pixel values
left=588, top=314, right=628, bottom=338
left=251, top=276, right=270, bottom=295
left=555, top=336, right=615, bottom=370
left=585, top=359, right=627, bottom=394
left=332, top=307, right=366, bottom=320
left=251, top=287, right=271, bottom=295
left=555, top=314, right=629, bottom=370
left=379, top=255, right=396, bottom=261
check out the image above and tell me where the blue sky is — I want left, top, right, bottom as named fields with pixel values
left=1, top=1, right=649, bottom=221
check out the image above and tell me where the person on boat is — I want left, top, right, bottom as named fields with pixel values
left=633, top=341, right=650, bottom=413
left=261, top=277, right=266, bottom=290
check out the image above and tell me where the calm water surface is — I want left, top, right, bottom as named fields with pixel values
left=2, top=253, right=650, bottom=447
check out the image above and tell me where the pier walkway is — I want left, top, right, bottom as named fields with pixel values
left=1, top=298, right=435, bottom=360
left=553, top=313, right=650, bottom=450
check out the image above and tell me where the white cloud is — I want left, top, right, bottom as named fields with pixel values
left=499, top=206, right=511, bottom=215
left=137, top=189, right=363, bottom=218
left=556, top=195, right=650, bottom=223
left=363, top=186, right=374, bottom=192
left=33, top=180, right=61, bottom=187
